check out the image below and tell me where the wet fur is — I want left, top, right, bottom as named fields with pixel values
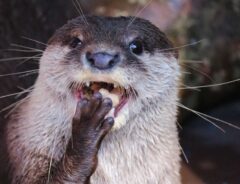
left=6, top=16, right=181, bottom=183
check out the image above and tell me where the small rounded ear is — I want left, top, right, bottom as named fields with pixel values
left=47, top=29, right=72, bottom=46
left=48, top=26, right=85, bottom=47
left=47, top=35, right=57, bottom=46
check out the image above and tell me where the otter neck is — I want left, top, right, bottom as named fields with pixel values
left=91, top=93, right=181, bottom=184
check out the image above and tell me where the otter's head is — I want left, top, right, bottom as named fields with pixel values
left=39, top=16, right=180, bottom=129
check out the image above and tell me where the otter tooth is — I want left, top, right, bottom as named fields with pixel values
left=114, top=83, right=118, bottom=88
left=85, top=81, right=90, bottom=87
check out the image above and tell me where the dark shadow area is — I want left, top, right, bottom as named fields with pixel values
left=181, top=100, right=240, bottom=184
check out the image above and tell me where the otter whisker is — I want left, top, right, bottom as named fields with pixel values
left=127, top=0, right=153, bottom=29
left=17, top=56, right=41, bottom=67
left=0, top=69, right=38, bottom=77
left=177, top=103, right=225, bottom=132
left=0, top=95, right=28, bottom=114
left=178, top=84, right=201, bottom=91
left=47, top=128, right=59, bottom=183
left=179, top=144, right=189, bottom=163
left=19, top=71, right=39, bottom=78
left=2, top=86, right=34, bottom=117
left=0, top=88, right=32, bottom=99
left=0, top=92, right=26, bottom=99
left=21, top=36, right=47, bottom=46
left=0, top=48, right=43, bottom=53
left=0, top=56, right=41, bottom=62
left=72, top=0, right=82, bottom=17
left=72, top=0, right=88, bottom=25
left=177, top=103, right=240, bottom=131
left=180, top=70, right=192, bottom=75
left=3, top=95, right=31, bottom=118
left=180, top=78, right=240, bottom=90
left=0, top=101, right=19, bottom=114
left=159, top=39, right=205, bottom=53
left=180, top=63, right=213, bottom=81
left=11, top=43, right=43, bottom=52
left=176, top=121, right=183, bottom=130
left=15, top=86, right=34, bottom=98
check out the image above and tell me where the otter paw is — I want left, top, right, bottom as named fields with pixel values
left=72, top=92, right=114, bottom=147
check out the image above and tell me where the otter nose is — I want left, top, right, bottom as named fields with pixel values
left=86, top=52, right=120, bottom=70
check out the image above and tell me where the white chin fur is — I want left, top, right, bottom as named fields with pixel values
left=105, top=103, right=130, bottom=130
left=113, top=103, right=130, bottom=130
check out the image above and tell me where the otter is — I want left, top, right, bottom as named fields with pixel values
left=5, top=16, right=181, bottom=183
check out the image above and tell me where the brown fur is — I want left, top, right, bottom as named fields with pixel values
left=4, top=16, right=181, bottom=183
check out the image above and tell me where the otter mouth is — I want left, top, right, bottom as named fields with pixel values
left=74, top=81, right=132, bottom=117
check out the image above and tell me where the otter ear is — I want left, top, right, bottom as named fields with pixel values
left=47, top=34, right=58, bottom=46
left=47, top=26, right=61, bottom=45
left=47, top=28, right=71, bottom=46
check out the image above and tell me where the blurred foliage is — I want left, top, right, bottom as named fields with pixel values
left=177, top=0, right=240, bottom=120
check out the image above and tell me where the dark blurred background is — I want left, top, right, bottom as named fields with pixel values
left=0, top=0, right=239, bottom=183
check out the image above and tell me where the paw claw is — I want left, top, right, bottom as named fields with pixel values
left=103, top=98, right=113, bottom=107
left=105, top=116, right=114, bottom=124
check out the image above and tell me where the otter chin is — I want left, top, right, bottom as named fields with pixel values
left=6, top=16, right=181, bottom=184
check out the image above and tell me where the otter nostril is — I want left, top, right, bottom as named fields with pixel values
left=86, top=52, right=95, bottom=65
left=109, top=59, right=115, bottom=67
left=86, top=52, right=91, bottom=59
left=114, top=54, right=119, bottom=59
left=109, top=54, right=120, bottom=67
left=114, top=53, right=120, bottom=62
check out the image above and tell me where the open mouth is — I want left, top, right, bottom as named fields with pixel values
left=74, top=81, right=132, bottom=117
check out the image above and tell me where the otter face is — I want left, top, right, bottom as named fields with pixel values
left=39, top=16, right=180, bottom=129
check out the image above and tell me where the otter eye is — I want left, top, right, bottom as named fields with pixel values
left=70, top=37, right=82, bottom=48
left=129, top=40, right=143, bottom=55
